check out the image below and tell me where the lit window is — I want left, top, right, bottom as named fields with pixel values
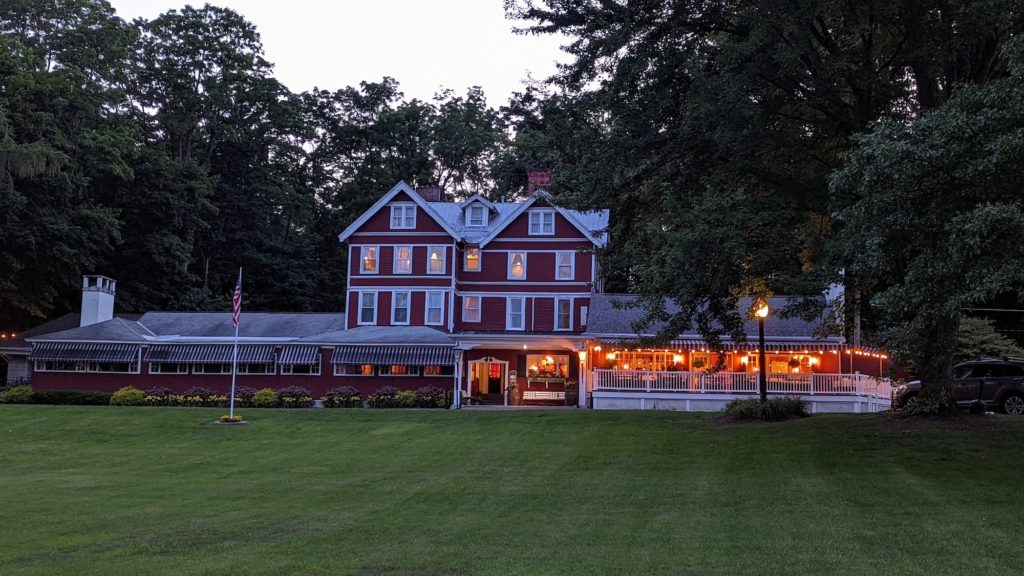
left=390, top=205, right=416, bottom=229
left=394, top=246, right=412, bottom=274
left=507, top=297, right=525, bottom=330
left=360, top=246, right=378, bottom=273
left=424, top=365, right=455, bottom=376
left=379, top=365, right=420, bottom=376
left=555, top=298, right=572, bottom=331
left=465, top=247, right=480, bottom=271
left=428, top=246, right=445, bottom=274
left=556, top=252, right=574, bottom=280
left=463, top=296, right=481, bottom=322
left=335, top=364, right=373, bottom=376
left=359, top=292, right=377, bottom=325
left=466, top=205, right=487, bottom=227
left=426, top=291, right=444, bottom=325
left=392, top=291, right=410, bottom=325
left=528, top=210, right=555, bottom=235
left=508, top=252, right=526, bottom=280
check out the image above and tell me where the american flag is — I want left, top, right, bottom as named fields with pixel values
left=231, top=268, right=243, bottom=328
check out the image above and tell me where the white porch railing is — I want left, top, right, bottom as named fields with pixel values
left=593, top=369, right=893, bottom=400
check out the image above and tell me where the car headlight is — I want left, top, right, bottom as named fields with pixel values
left=896, top=384, right=907, bottom=392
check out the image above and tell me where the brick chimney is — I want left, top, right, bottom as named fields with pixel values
left=527, top=169, right=552, bottom=194
left=415, top=186, right=442, bottom=202
left=81, top=275, right=116, bottom=327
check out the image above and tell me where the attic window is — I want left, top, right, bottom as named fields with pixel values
left=390, top=204, right=416, bottom=229
left=466, top=204, right=487, bottom=227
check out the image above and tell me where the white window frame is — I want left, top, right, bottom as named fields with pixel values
left=528, top=209, right=555, bottom=235
left=507, top=297, right=525, bottom=331
left=378, top=365, right=421, bottom=376
left=465, top=204, right=487, bottom=227
left=581, top=305, right=589, bottom=327
left=149, top=362, right=189, bottom=374
left=393, top=245, right=412, bottom=274
left=334, top=364, right=375, bottom=376
left=391, top=291, right=411, bottom=325
left=281, top=362, right=321, bottom=376
left=427, top=245, right=446, bottom=275
left=464, top=247, right=481, bottom=272
left=507, top=252, right=527, bottom=280
left=555, top=297, right=573, bottom=331
left=193, top=363, right=232, bottom=374
left=425, top=291, right=445, bottom=326
left=390, top=204, right=416, bottom=229
left=555, top=251, right=575, bottom=280
left=360, top=246, right=379, bottom=274
left=358, top=291, right=377, bottom=325
left=462, top=295, right=481, bottom=323
left=237, top=362, right=276, bottom=375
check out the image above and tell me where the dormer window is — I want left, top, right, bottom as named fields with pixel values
left=390, top=204, right=416, bottom=229
left=528, top=209, right=555, bottom=235
left=465, top=204, right=487, bottom=227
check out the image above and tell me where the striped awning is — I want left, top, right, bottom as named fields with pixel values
left=146, top=344, right=275, bottom=364
left=331, top=345, right=455, bottom=366
left=593, top=338, right=858, bottom=353
left=30, top=342, right=140, bottom=362
left=278, top=345, right=320, bottom=365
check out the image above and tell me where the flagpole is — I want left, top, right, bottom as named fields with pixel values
left=229, top=267, right=242, bottom=418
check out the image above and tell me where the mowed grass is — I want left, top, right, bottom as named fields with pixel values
left=1, top=407, right=1023, bottom=575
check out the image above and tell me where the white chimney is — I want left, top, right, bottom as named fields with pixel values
left=81, top=275, right=116, bottom=327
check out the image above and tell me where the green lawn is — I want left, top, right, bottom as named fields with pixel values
left=1, top=406, right=1022, bottom=575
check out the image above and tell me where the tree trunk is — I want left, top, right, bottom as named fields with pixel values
left=914, top=312, right=959, bottom=414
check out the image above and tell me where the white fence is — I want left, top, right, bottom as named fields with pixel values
left=592, top=369, right=894, bottom=413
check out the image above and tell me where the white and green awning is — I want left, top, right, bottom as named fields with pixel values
left=331, top=345, right=455, bottom=366
left=146, top=344, right=275, bottom=364
left=30, top=342, right=140, bottom=362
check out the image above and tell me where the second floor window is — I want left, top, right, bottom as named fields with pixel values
left=508, top=252, right=526, bottom=280
left=392, top=291, right=410, bottom=325
left=556, top=252, right=574, bottom=280
left=507, top=297, right=525, bottom=330
left=390, top=204, right=416, bottom=229
left=529, top=209, right=555, bottom=235
left=428, top=246, right=445, bottom=274
left=360, top=246, right=378, bottom=273
left=426, top=291, right=444, bottom=325
left=463, top=296, right=481, bottom=322
left=359, top=292, right=377, bottom=325
left=394, top=246, right=412, bottom=274
left=465, top=247, right=480, bottom=271
left=555, top=297, right=572, bottom=330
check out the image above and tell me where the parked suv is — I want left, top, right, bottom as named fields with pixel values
left=894, top=358, right=1024, bottom=414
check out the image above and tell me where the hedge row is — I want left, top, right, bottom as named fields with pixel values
left=1, top=385, right=449, bottom=409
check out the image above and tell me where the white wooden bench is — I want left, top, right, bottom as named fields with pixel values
left=522, top=391, right=565, bottom=401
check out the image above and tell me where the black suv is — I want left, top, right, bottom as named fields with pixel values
left=894, top=358, right=1024, bottom=414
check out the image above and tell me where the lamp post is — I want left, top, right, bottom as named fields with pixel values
left=755, top=301, right=769, bottom=404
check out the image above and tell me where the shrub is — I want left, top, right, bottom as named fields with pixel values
left=143, top=387, right=177, bottom=406
left=1, top=385, right=33, bottom=404
left=183, top=386, right=215, bottom=399
left=414, top=386, right=446, bottom=408
left=723, top=396, right=809, bottom=421
left=277, top=386, right=313, bottom=408
left=30, top=389, right=112, bottom=405
left=218, top=414, right=243, bottom=423
left=368, top=385, right=400, bottom=408
left=322, top=386, right=362, bottom=408
left=110, top=386, right=146, bottom=406
left=252, top=388, right=279, bottom=408
left=396, top=390, right=417, bottom=408
left=234, top=386, right=258, bottom=407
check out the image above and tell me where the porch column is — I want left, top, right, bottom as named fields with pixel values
left=451, top=350, right=464, bottom=409
left=577, top=348, right=588, bottom=408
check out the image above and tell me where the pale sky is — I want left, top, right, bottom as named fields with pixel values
left=108, top=0, right=567, bottom=106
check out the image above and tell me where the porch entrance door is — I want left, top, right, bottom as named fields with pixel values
left=468, top=358, right=508, bottom=400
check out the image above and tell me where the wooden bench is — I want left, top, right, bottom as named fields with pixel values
left=522, top=391, right=565, bottom=401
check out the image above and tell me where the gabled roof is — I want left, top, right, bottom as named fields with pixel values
left=337, top=181, right=460, bottom=242
left=459, top=193, right=496, bottom=211
left=476, top=189, right=609, bottom=248
left=298, top=325, right=454, bottom=345
left=30, top=317, right=155, bottom=343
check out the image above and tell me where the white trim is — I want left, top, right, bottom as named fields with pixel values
left=427, top=245, right=446, bottom=275
left=455, top=290, right=592, bottom=298
left=528, top=209, right=556, bottom=235
left=507, top=251, right=527, bottom=280
left=462, top=295, right=482, bottom=323
left=391, top=291, right=411, bottom=325
left=555, top=251, right=575, bottom=280
left=458, top=281, right=591, bottom=287
left=337, top=181, right=460, bottom=242
left=425, top=290, right=445, bottom=326
left=389, top=203, right=417, bottom=229
left=351, top=275, right=452, bottom=281
left=506, top=296, right=526, bottom=331
left=477, top=190, right=606, bottom=248
left=393, top=245, right=412, bottom=274
left=463, top=247, right=481, bottom=272
left=360, top=245, right=379, bottom=274
left=459, top=193, right=496, bottom=211
left=464, top=204, right=488, bottom=227
left=358, top=291, right=378, bottom=325
left=467, top=358, right=509, bottom=397
left=351, top=231, right=452, bottom=237
left=555, top=297, right=573, bottom=331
